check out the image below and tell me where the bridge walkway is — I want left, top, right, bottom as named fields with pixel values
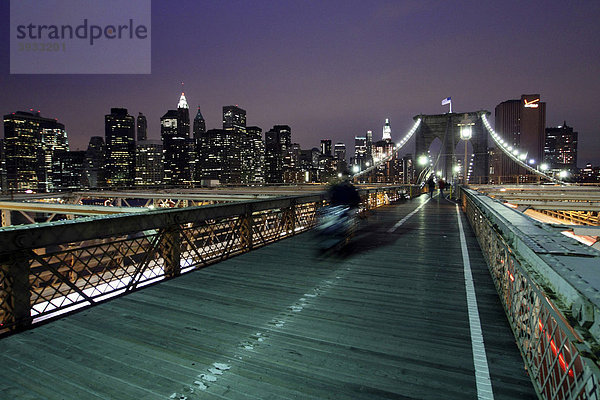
left=0, top=194, right=536, bottom=399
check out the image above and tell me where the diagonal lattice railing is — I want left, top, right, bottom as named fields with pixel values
left=461, top=188, right=600, bottom=400
left=0, top=186, right=415, bottom=336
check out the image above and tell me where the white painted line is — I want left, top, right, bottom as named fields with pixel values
left=387, top=197, right=430, bottom=233
left=455, top=204, right=495, bottom=400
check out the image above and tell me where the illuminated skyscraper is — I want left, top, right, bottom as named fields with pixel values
left=223, top=105, right=246, bottom=134
left=402, top=154, right=414, bottom=184
left=193, top=107, right=206, bottom=140
left=177, top=93, right=190, bottom=139
left=105, top=108, right=136, bottom=188
left=265, top=125, right=291, bottom=183
left=544, top=122, right=578, bottom=174
left=159, top=93, right=192, bottom=186
left=137, top=112, right=147, bottom=141
left=4, top=112, right=41, bottom=191
left=136, top=140, right=163, bottom=186
left=382, top=118, right=392, bottom=141
left=373, top=138, right=396, bottom=182
left=354, top=136, right=367, bottom=169
left=197, top=129, right=241, bottom=184
left=320, top=139, right=332, bottom=156
left=161, top=109, right=189, bottom=186
left=38, top=119, right=69, bottom=192
left=84, top=136, right=105, bottom=188
left=494, top=94, right=546, bottom=181
left=192, top=107, right=206, bottom=183
left=366, top=130, right=373, bottom=164
left=246, top=126, right=265, bottom=184
left=3, top=110, right=67, bottom=192
left=222, top=105, right=250, bottom=183
left=334, top=143, right=346, bottom=161
left=53, top=150, right=85, bottom=190
left=0, top=139, right=7, bottom=192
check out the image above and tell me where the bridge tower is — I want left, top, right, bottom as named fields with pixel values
left=413, top=111, right=490, bottom=184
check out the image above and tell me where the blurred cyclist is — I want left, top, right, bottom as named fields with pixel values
left=328, top=174, right=360, bottom=209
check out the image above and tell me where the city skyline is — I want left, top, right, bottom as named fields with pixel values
left=1, top=1, right=599, bottom=165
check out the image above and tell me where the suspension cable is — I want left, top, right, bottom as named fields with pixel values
left=481, top=114, right=566, bottom=185
left=351, top=118, right=421, bottom=180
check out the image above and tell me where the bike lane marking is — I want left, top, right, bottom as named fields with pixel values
left=387, top=197, right=431, bottom=233
left=455, top=204, right=494, bottom=400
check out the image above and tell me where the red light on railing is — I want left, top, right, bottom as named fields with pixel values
left=508, top=271, right=515, bottom=282
left=538, top=318, right=574, bottom=378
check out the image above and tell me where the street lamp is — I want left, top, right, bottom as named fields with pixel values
left=418, top=154, right=429, bottom=166
left=459, top=124, right=472, bottom=184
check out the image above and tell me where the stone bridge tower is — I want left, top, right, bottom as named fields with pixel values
left=413, top=111, right=489, bottom=184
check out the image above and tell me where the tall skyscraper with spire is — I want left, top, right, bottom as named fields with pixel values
left=177, top=92, right=190, bottom=139
left=382, top=118, right=392, bottom=141
left=161, top=92, right=191, bottom=186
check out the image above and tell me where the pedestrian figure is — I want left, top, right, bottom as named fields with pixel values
left=328, top=177, right=361, bottom=209
left=438, top=178, right=446, bottom=199
left=427, top=176, right=435, bottom=198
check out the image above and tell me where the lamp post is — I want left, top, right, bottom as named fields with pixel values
left=459, top=124, right=472, bottom=184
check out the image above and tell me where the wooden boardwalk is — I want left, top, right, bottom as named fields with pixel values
left=0, top=194, right=536, bottom=399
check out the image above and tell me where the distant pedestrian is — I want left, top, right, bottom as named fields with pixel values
left=427, top=176, right=435, bottom=198
left=438, top=178, right=446, bottom=198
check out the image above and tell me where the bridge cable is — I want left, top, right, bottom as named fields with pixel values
left=481, top=114, right=566, bottom=185
left=351, top=118, right=422, bottom=181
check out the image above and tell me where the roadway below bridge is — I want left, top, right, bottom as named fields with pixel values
left=0, top=194, right=536, bottom=399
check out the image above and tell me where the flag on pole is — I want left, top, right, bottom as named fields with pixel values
left=442, top=97, right=452, bottom=113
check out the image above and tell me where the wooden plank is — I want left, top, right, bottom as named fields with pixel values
left=0, top=195, right=536, bottom=399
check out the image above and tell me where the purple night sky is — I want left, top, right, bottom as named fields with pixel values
left=2, top=1, right=599, bottom=166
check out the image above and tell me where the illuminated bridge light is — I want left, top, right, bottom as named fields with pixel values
left=481, top=114, right=566, bottom=184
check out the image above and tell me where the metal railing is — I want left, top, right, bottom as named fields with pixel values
left=460, top=188, right=600, bottom=400
left=0, top=186, right=414, bottom=336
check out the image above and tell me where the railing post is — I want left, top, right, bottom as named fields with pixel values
left=0, top=251, right=32, bottom=332
left=240, top=209, right=254, bottom=252
left=283, top=200, right=296, bottom=235
left=159, top=226, right=182, bottom=278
